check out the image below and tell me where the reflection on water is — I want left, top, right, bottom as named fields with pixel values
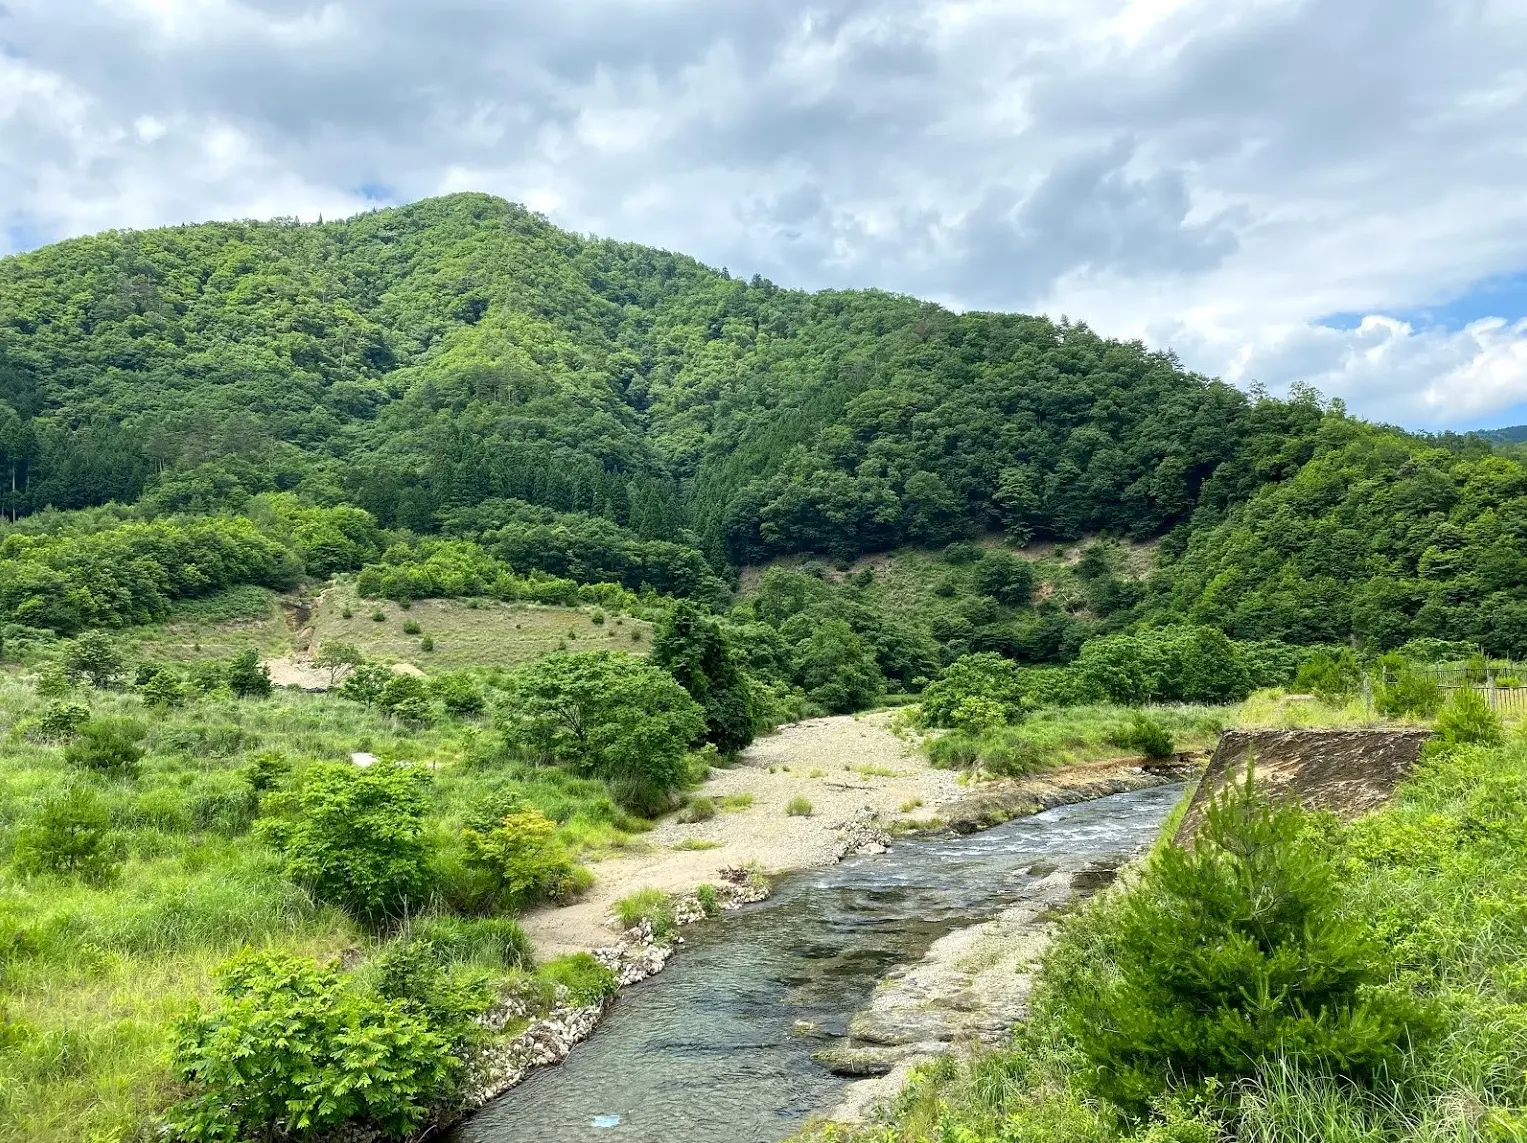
left=450, top=783, right=1184, bottom=1143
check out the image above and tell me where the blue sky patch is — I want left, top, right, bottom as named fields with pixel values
left=1319, top=269, right=1527, bottom=334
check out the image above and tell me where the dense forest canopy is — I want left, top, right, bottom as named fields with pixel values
left=1, top=192, right=1523, bottom=653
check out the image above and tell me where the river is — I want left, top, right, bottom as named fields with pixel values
left=449, top=782, right=1183, bottom=1143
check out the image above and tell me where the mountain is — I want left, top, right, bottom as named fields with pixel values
left=1477, top=424, right=1527, bottom=444
left=1, top=193, right=1524, bottom=654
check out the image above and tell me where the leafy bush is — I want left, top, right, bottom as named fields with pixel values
left=419, top=634, right=435, bottom=652
left=338, top=661, right=392, bottom=706
left=785, top=795, right=813, bottom=817
left=402, top=619, right=422, bottom=635
left=1292, top=648, right=1360, bottom=702
left=787, top=618, right=883, bottom=714
left=1372, top=653, right=1442, bottom=717
left=430, top=672, right=485, bottom=716
left=1112, top=712, right=1175, bottom=758
left=258, top=761, right=433, bottom=923
left=64, top=716, right=147, bottom=777
left=919, top=652, right=1026, bottom=729
left=226, top=648, right=272, bottom=698
left=973, top=549, right=1034, bottom=606
left=678, top=796, right=716, bottom=823
left=378, top=673, right=433, bottom=726
left=33, top=700, right=89, bottom=742
left=976, top=733, right=1047, bottom=777
left=62, top=631, right=123, bottom=688
left=140, top=669, right=187, bottom=708
left=695, top=883, right=721, bottom=916
left=535, top=953, right=617, bottom=1008
left=1076, top=626, right=1252, bottom=705
left=1433, top=687, right=1503, bottom=747
left=168, top=949, right=475, bottom=1142
left=499, top=651, right=705, bottom=813
left=12, top=785, right=119, bottom=882
left=1063, top=772, right=1427, bottom=1113
left=459, top=804, right=584, bottom=913
left=926, top=732, right=981, bottom=770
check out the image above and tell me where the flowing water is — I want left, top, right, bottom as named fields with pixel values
left=450, top=783, right=1184, bottom=1143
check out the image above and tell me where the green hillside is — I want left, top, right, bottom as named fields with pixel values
left=1, top=192, right=1522, bottom=656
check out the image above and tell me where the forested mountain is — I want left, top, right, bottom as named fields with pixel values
left=1, top=192, right=1524, bottom=653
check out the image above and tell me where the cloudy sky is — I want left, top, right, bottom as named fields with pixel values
left=3, top=0, right=1526, bottom=430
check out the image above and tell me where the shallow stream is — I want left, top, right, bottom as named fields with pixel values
left=449, top=782, right=1184, bottom=1143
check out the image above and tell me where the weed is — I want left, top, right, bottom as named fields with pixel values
left=785, top=796, right=813, bottom=817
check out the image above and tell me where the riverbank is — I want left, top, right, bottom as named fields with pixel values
left=518, top=712, right=1183, bottom=958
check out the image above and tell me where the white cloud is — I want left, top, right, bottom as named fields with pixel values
left=1, top=0, right=1526, bottom=428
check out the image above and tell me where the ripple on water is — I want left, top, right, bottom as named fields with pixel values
left=449, top=783, right=1186, bottom=1143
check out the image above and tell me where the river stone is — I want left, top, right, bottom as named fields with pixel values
left=813, top=1043, right=925, bottom=1076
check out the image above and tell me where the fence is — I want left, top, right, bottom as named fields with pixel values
left=1389, top=660, right=1527, bottom=718
left=1436, top=683, right=1527, bottom=718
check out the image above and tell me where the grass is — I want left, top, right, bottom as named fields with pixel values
left=0, top=668, right=642, bottom=1143
left=677, top=796, right=716, bottom=823
left=308, top=584, right=652, bottom=672
left=124, top=586, right=291, bottom=662
left=717, top=793, right=755, bottom=812
left=785, top=795, right=813, bottom=817
left=611, top=887, right=674, bottom=939
left=672, top=838, right=723, bottom=851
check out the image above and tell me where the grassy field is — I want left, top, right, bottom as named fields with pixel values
left=124, top=585, right=293, bottom=663
left=308, top=583, right=653, bottom=672
left=0, top=670, right=643, bottom=1143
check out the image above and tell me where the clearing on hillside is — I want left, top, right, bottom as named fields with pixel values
left=306, top=583, right=653, bottom=672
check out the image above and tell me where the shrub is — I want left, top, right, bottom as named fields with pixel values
left=920, top=652, right=1026, bottom=728
left=168, top=949, right=473, bottom=1142
left=1113, top=712, right=1176, bottom=758
left=785, top=795, right=813, bottom=817
left=258, top=761, right=433, bottom=923
left=927, top=731, right=982, bottom=770
left=33, top=700, right=89, bottom=742
left=613, top=887, right=674, bottom=938
left=419, top=635, right=435, bottom=652
left=140, top=669, right=187, bottom=708
left=339, top=661, right=392, bottom=706
left=1433, top=686, right=1503, bottom=747
left=314, top=640, right=363, bottom=685
left=430, top=672, right=484, bottom=716
left=1372, top=653, right=1442, bottom=718
left=973, top=549, right=1034, bottom=606
left=402, top=619, right=421, bottom=635
left=499, top=651, right=705, bottom=813
left=535, top=953, right=618, bottom=1008
left=226, top=649, right=271, bottom=698
left=788, top=618, right=883, bottom=714
left=372, top=608, right=386, bottom=622
left=459, top=804, right=584, bottom=913
left=695, top=883, right=721, bottom=916
left=13, top=784, right=119, bottom=882
left=378, top=673, right=433, bottom=726
left=1077, top=626, right=1251, bottom=705
left=242, top=750, right=291, bottom=793
left=1064, top=771, right=1427, bottom=1113
left=1292, top=648, right=1360, bottom=702
left=62, top=630, right=124, bottom=688
left=64, top=716, right=147, bottom=776
left=978, top=733, right=1047, bottom=777
left=678, top=796, right=716, bottom=823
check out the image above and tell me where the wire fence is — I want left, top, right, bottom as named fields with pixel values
left=1388, top=659, right=1527, bottom=718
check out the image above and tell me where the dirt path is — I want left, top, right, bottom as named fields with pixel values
left=520, top=712, right=961, bottom=956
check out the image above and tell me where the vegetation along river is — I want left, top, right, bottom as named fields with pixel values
left=450, top=782, right=1186, bottom=1143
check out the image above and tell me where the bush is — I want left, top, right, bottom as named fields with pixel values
left=258, top=761, right=433, bottom=923
left=430, top=672, right=485, bottom=716
left=920, top=652, right=1026, bottom=729
left=535, top=953, right=617, bottom=1008
left=678, top=796, right=716, bottom=823
left=64, top=716, right=147, bottom=777
left=1433, top=687, right=1503, bottom=747
left=695, top=883, right=721, bottom=916
left=33, top=700, right=89, bottom=742
left=140, top=669, right=187, bottom=708
left=168, top=949, right=474, bottom=1142
left=379, top=673, right=433, bottom=726
left=62, top=630, right=124, bottom=688
left=226, top=649, right=271, bottom=698
left=977, top=733, right=1047, bottom=777
left=402, top=619, right=422, bottom=635
left=1113, top=712, right=1175, bottom=758
left=419, top=634, right=435, bottom=652
left=499, top=651, right=705, bottom=813
left=926, top=731, right=981, bottom=770
left=339, top=661, right=392, bottom=706
left=1064, top=771, right=1427, bottom=1113
left=13, top=784, right=119, bottom=882
left=459, top=804, right=584, bottom=913
left=1077, top=626, right=1252, bottom=705
left=785, top=795, right=813, bottom=817
left=1292, top=648, right=1360, bottom=702
left=788, top=618, right=884, bottom=714
left=973, top=549, right=1034, bottom=606
left=1372, top=653, right=1442, bottom=717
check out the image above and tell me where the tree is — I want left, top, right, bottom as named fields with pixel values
left=789, top=619, right=883, bottom=714
left=1064, top=772, right=1426, bottom=1113
left=13, top=784, right=119, bottom=882
left=257, top=761, right=433, bottom=922
left=973, top=550, right=1034, bottom=607
left=919, top=652, right=1026, bottom=728
left=227, top=649, right=272, bottom=698
left=62, top=631, right=123, bottom=688
left=651, top=601, right=757, bottom=754
left=64, top=717, right=147, bottom=777
left=379, top=673, right=433, bottom=726
left=315, top=641, right=363, bottom=686
left=498, top=651, right=705, bottom=813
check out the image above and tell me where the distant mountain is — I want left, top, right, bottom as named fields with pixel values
left=1477, top=424, right=1527, bottom=444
